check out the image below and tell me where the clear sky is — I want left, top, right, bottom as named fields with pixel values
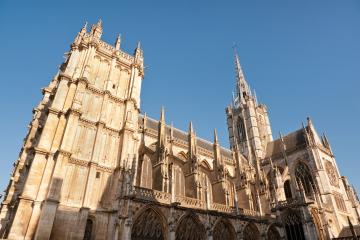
left=0, top=0, right=359, bottom=197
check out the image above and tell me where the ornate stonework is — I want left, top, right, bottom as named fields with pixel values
left=0, top=20, right=359, bottom=240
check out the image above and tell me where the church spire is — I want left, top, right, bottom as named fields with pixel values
left=115, top=33, right=121, bottom=51
left=234, top=51, right=251, bottom=103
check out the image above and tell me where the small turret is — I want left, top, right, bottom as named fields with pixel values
left=90, top=19, right=103, bottom=39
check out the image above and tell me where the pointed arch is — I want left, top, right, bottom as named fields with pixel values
left=225, top=179, right=235, bottom=206
left=311, top=208, right=325, bottom=240
left=200, top=159, right=211, bottom=170
left=131, top=206, right=166, bottom=240
left=140, top=154, right=153, bottom=189
left=199, top=171, right=212, bottom=204
left=243, top=222, right=260, bottom=240
left=177, top=151, right=188, bottom=161
left=213, top=218, right=236, bottom=240
left=282, top=209, right=305, bottom=240
left=267, top=224, right=281, bottom=240
left=172, top=164, right=185, bottom=196
left=295, top=162, right=316, bottom=197
left=176, top=213, right=206, bottom=240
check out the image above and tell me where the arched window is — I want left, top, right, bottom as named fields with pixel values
left=295, top=163, right=316, bottom=197
left=237, top=117, right=247, bottom=143
left=284, top=180, right=292, bottom=199
left=243, top=222, right=260, bottom=240
left=213, top=219, right=236, bottom=240
left=172, top=165, right=185, bottom=196
left=140, top=155, right=152, bottom=189
left=83, top=219, right=93, bottom=240
left=282, top=210, right=305, bottom=240
left=199, top=172, right=212, bottom=204
left=176, top=214, right=205, bottom=240
left=131, top=208, right=164, bottom=240
left=267, top=225, right=280, bottom=240
left=225, top=180, right=235, bottom=206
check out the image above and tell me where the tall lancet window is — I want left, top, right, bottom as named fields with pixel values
left=295, top=163, right=316, bottom=197
left=172, top=165, right=185, bottom=196
left=237, top=117, right=246, bottom=143
left=140, top=155, right=152, bottom=189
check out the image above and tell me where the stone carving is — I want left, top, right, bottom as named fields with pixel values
left=325, top=161, right=339, bottom=187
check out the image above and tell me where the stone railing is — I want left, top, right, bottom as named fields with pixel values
left=175, top=195, right=206, bottom=209
left=210, top=203, right=234, bottom=213
left=239, top=208, right=259, bottom=217
left=132, top=187, right=262, bottom=217
left=133, top=186, right=171, bottom=204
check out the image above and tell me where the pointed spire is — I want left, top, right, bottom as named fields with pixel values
left=234, top=49, right=251, bottom=103
left=143, top=112, right=147, bottom=129
left=214, top=129, right=219, bottom=144
left=137, top=41, right=141, bottom=49
left=189, top=121, right=194, bottom=134
left=115, top=33, right=121, bottom=51
left=160, top=106, right=165, bottom=123
left=81, top=21, right=88, bottom=34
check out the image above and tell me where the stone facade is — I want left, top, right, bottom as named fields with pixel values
left=0, top=21, right=359, bottom=240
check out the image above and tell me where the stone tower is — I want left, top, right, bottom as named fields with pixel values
left=226, top=53, right=272, bottom=162
left=0, top=20, right=144, bottom=239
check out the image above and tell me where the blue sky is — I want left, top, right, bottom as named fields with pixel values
left=0, top=0, right=359, bottom=196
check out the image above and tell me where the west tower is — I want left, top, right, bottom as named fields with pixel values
left=0, top=21, right=144, bottom=239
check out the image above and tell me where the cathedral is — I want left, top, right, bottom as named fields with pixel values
left=0, top=20, right=359, bottom=240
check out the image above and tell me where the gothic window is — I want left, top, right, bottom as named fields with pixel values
left=282, top=210, right=305, bottom=240
left=333, top=192, right=347, bottom=212
left=172, top=165, right=185, bottom=196
left=131, top=208, right=164, bottom=240
left=213, top=219, right=236, bottom=240
left=175, top=214, right=206, bottom=240
left=267, top=225, right=280, bottom=240
left=199, top=172, right=212, bottom=204
left=295, top=163, right=316, bottom=197
left=243, top=222, right=260, bottom=240
left=83, top=219, right=93, bottom=240
left=284, top=180, right=293, bottom=199
left=225, top=180, right=235, bottom=206
left=140, top=155, right=152, bottom=189
left=237, top=117, right=247, bottom=143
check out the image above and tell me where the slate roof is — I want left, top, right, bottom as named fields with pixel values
left=139, top=115, right=233, bottom=160
left=265, top=128, right=307, bottom=158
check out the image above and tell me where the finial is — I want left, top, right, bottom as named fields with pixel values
left=160, top=106, right=165, bottom=123
left=115, top=33, right=121, bottom=50
left=97, top=19, right=102, bottom=27
left=214, top=129, right=219, bottom=144
left=81, top=21, right=88, bottom=32
left=253, top=89, right=258, bottom=106
left=137, top=41, right=141, bottom=49
left=307, top=117, right=313, bottom=127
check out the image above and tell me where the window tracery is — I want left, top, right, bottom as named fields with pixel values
left=267, top=225, right=280, bottom=240
left=140, top=155, right=152, bottom=189
left=213, top=219, right=236, bottom=240
left=131, top=208, right=164, bottom=240
left=295, top=162, right=316, bottom=197
left=243, top=222, right=260, bottom=240
left=175, top=214, right=205, bottom=240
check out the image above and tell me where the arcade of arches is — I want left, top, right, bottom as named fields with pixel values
left=129, top=207, right=280, bottom=240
